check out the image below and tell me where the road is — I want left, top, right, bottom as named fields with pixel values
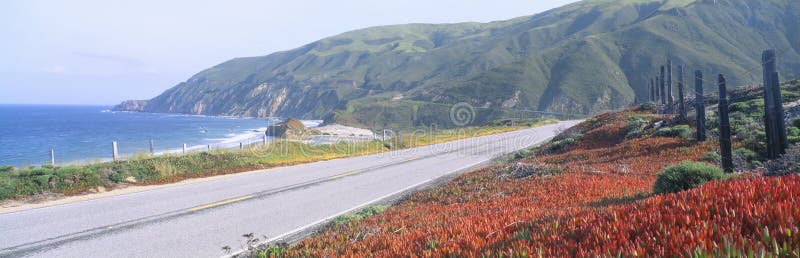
left=0, top=121, right=579, bottom=257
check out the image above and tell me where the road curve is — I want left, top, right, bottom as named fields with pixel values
left=0, top=121, right=579, bottom=257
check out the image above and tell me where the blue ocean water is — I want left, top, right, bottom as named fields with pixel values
left=0, top=105, right=277, bottom=168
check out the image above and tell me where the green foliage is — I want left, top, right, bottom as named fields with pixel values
left=625, top=116, right=650, bottom=139
left=734, top=148, right=759, bottom=164
left=653, top=162, right=728, bottom=194
left=331, top=205, right=387, bottom=226
left=653, top=125, right=691, bottom=139
left=701, top=152, right=721, bottom=164
left=254, top=244, right=289, bottom=258
left=549, top=137, right=577, bottom=152
left=638, top=102, right=657, bottom=111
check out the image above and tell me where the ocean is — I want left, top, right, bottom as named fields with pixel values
left=0, top=105, right=317, bottom=168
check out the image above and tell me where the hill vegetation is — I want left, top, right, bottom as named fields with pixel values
left=116, top=0, right=800, bottom=128
left=262, top=98, right=800, bottom=256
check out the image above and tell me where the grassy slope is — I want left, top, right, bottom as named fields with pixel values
left=0, top=121, right=556, bottom=201
left=270, top=97, right=800, bottom=256
left=119, top=0, right=800, bottom=127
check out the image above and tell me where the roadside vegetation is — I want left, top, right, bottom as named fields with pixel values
left=0, top=120, right=556, bottom=201
left=254, top=82, right=800, bottom=256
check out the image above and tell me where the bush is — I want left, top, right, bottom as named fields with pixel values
left=701, top=152, right=721, bottom=164
left=625, top=118, right=648, bottom=139
left=332, top=205, right=387, bottom=226
left=549, top=137, right=576, bottom=152
left=639, top=102, right=657, bottom=111
left=653, top=125, right=691, bottom=139
left=653, top=162, right=727, bottom=194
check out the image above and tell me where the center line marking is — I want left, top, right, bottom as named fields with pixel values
left=330, top=169, right=364, bottom=179
left=189, top=195, right=254, bottom=212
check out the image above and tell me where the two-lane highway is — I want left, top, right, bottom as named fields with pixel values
left=0, top=121, right=579, bottom=257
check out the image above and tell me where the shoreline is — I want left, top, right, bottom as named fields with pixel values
left=0, top=106, right=325, bottom=168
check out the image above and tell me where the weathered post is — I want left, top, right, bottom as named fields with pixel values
left=660, top=67, right=666, bottom=104
left=677, top=64, right=687, bottom=120
left=650, top=78, right=656, bottom=102
left=667, top=60, right=674, bottom=108
left=207, top=144, right=211, bottom=151
left=263, top=134, right=267, bottom=145
left=50, top=149, right=55, bottom=166
left=762, top=49, right=787, bottom=158
left=182, top=143, right=187, bottom=154
left=718, top=74, right=733, bottom=173
left=240, top=142, right=243, bottom=150
left=149, top=140, right=154, bottom=155
left=695, top=70, right=706, bottom=142
left=773, top=71, right=788, bottom=155
left=655, top=76, right=660, bottom=101
left=112, top=141, right=119, bottom=162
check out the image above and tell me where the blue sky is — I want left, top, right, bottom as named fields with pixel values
left=0, top=0, right=579, bottom=105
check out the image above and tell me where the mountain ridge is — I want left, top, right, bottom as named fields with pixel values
left=115, top=0, right=800, bottom=128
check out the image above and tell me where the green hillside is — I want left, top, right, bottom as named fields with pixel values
left=115, top=0, right=800, bottom=128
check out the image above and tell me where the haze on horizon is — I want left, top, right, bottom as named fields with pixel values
left=0, top=0, right=578, bottom=105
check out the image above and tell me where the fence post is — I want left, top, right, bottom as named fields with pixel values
left=149, top=140, right=154, bottom=155
left=718, top=74, right=733, bottom=173
left=695, top=70, right=706, bottom=142
left=240, top=142, right=243, bottom=150
left=762, top=49, right=787, bottom=158
left=773, top=71, right=788, bottom=155
left=660, top=66, right=666, bottom=105
left=667, top=60, right=674, bottom=108
left=112, top=141, right=119, bottom=162
left=207, top=144, right=211, bottom=151
left=182, top=143, right=187, bottom=154
left=50, top=149, right=55, bottom=166
left=263, top=134, right=267, bottom=145
left=677, top=64, right=687, bottom=120
left=650, top=78, right=655, bottom=102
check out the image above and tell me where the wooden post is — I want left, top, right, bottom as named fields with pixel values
left=654, top=76, right=660, bottom=101
left=50, top=149, right=55, bottom=166
left=182, top=143, right=187, bottom=154
left=718, top=74, right=733, bottom=173
left=667, top=60, right=674, bottom=108
left=263, top=134, right=267, bottom=145
left=240, top=142, right=243, bottom=150
left=149, top=140, right=154, bottom=155
left=762, top=49, right=787, bottom=158
left=660, top=66, right=666, bottom=105
left=650, top=78, right=656, bottom=102
left=207, top=144, right=211, bottom=151
left=112, top=141, right=119, bottom=162
left=773, top=71, right=788, bottom=155
left=695, top=70, right=706, bottom=142
left=677, top=64, right=687, bottom=120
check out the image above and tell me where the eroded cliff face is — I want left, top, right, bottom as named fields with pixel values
left=114, top=0, right=800, bottom=126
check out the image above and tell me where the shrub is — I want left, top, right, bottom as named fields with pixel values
left=0, top=177, right=16, bottom=200
left=701, top=152, right=721, bottom=164
left=653, top=162, right=727, bottom=194
left=639, top=102, right=657, bottom=111
left=625, top=118, right=648, bottom=139
left=0, top=166, right=15, bottom=173
left=652, top=125, right=691, bottom=139
left=733, top=148, right=759, bottom=163
left=549, top=137, right=576, bottom=152
left=332, top=205, right=387, bottom=226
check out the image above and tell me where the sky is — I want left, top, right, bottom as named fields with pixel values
left=0, top=0, right=579, bottom=105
